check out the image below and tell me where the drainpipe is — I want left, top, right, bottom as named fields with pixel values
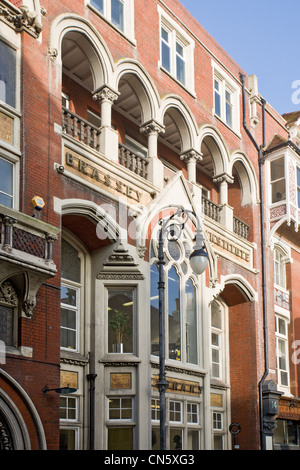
left=241, top=74, right=268, bottom=450
left=87, top=352, right=97, bottom=450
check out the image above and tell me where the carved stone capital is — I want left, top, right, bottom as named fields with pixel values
left=93, top=85, right=119, bottom=104
left=140, top=120, right=165, bottom=137
left=180, top=149, right=203, bottom=164
left=213, top=173, right=234, bottom=185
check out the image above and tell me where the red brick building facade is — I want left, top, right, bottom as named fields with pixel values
left=0, top=0, right=299, bottom=450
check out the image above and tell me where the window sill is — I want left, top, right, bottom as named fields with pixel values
left=100, top=354, right=141, bottom=365
left=214, top=113, right=241, bottom=139
left=159, top=66, right=196, bottom=99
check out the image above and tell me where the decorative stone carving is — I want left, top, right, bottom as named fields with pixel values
left=0, top=5, right=43, bottom=37
left=23, top=298, right=36, bottom=319
left=93, top=86, right=119, bottom=105
left=0, top=281, right=17, bottom=306
left=140, top=120, right=165, bottom=137
left=97, top=244, right=144, bottom=280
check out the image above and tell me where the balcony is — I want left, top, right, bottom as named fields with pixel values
left=0, top=206, right=59, bottom=318
left=118, top=143, right=148, bottom=179
left=202, top=196, right=249, bottom=240
left=62, top=107, right=100, bottom=151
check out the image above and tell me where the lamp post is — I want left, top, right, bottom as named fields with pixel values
left=156, top=207, right=208, bottom=450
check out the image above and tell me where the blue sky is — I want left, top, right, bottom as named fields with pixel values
left=179, top=0, right=299, bottom=116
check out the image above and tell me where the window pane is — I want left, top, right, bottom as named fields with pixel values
left=0, top=158, right=13, bottom=208
left=170, top=428, right=183, bottom=450
left=108, top=427, right=133, bottom=450
left=273, top=419, right=285, bottom=444
left=214, top=435, right=223, bottom=450
left=272, top=179, right=286, bottom=203
left=162, top=41, right=170, bottom=72
left=0, top=305, right=14, bottom=346
left=108, top=289, right=134, bottom=353
left=60, top=429, right=76, bottom=450
left=271, top=157, right=285, bottom=181
left=214, top=81, right=221, bottom=117
left=61, top=240, right=81, bottom=282
left=176, top=55, right=185, bottom=84
left=187, top=430, right=199, bottom=450
left=150, top=264, right=159, bottom=356
left=61, top=286, right=77, bottom=307
left=0, top=40, right=16, bottom=108
left=90, top=0, right=104, bottom=13
left=111, top=0, right=124, bottom=31
left=151, top=427, right=160, bottom=450
left=185, top=279, right=197, bottom=364
left=168, top=267, right=181, bottom=360
left=61, top=308, right=77, bottom=349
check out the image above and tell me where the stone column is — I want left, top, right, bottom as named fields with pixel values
left=140, top=120, right=165, bottom=188
left=93, top=85, right=119, bottom=162
left=180, top=149, right=203, bottom=184
left=213, top=173, right=234, bottom=231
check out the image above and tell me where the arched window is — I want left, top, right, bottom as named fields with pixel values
left=150, top=236, right=199, bottom=365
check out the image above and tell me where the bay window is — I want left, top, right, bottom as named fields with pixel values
left=270, top=157, right=286, bottom=203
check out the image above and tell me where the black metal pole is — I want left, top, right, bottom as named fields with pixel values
left=157, top=224, right=168, bottom=450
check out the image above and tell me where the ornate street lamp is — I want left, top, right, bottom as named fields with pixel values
left=156, top=207, right=208, bottom=450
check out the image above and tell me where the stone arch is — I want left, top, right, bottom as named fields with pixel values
left=0, top=369, right=46, bottom=450
left=198, top=125, right=230, bottom=178
left=159, top=95, right=198, bottom=154
left=220, top=274, right=257, bottom=306
left=49, top=13, right=115, bottom=90
left=55, top=198, right=122, bottom=249
left=230, top=151, right=259, bottom=206
left=113, top=59, right=160, bottom=125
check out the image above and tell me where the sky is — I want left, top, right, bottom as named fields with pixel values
left=179, top=0, right=300, bottom=116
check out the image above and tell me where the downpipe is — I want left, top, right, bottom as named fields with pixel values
left=241, top=75, right=268, bottom=450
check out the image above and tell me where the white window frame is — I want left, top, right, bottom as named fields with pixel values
left=108, top=396, right=134, bottom=421
left=60, top=395, right=79, bottom=422
left=273, top=248, right=287, bottom=290
left=158, top=5, right=195, bottom=94
left=275, top=314, right=290, bottom=391
left=88, top=0, right=135, bottom=44
left=0, top=155, right=15, bottom=209
left=169, top=400, right=183, bottom=423
left=60, top=282, right=81, bottom=353
left=212, top=61, right=240, bottom=135
left=297, top=166, right=300, bottom=209
left=59, top=426, right=80, bottom=450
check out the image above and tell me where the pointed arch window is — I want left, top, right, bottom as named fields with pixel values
left=150, top=236, right=199, bottom=365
